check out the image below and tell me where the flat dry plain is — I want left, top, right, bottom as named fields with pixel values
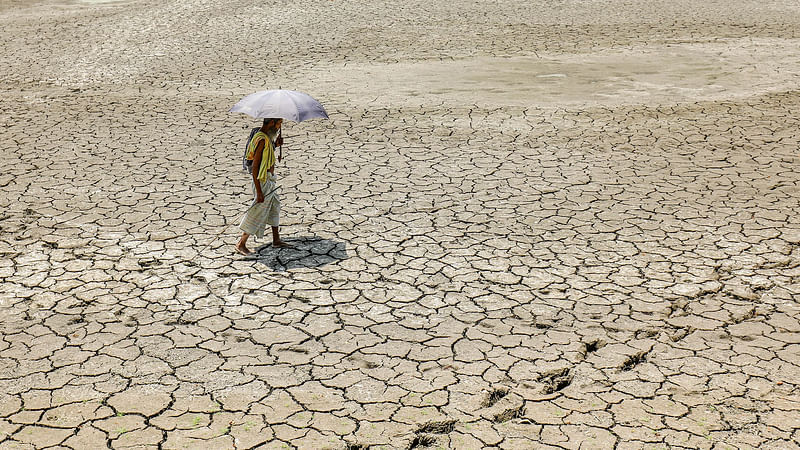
left=1, top=0, right=800, bottom=448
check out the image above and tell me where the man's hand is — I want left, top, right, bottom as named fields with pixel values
left=256, top=191, right=265, bottom=203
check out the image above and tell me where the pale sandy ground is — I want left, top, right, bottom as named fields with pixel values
left=1, top=0, right=800, bottom=449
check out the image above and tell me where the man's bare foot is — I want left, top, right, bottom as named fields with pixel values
left=272, top=241, right=295, bottom=249
left=235, top=244, right=253, bottom=255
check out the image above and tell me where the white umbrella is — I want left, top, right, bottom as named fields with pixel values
left=229, top=89, right=328, bottom=122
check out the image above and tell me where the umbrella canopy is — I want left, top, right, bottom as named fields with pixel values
left=229, top=89, right=328, bottom=122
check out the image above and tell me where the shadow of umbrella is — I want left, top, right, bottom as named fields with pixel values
left=253, top=235, right=348, bottom=271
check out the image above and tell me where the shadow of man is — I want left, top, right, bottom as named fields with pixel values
left=252, top=235, right=348, bottom=271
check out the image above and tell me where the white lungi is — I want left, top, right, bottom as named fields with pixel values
left=239, top=173, right=280, bottom=238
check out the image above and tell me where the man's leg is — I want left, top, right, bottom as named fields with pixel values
left=272, top=226, right=293, bottom=248
left=236, top=232, right=252, bottom=255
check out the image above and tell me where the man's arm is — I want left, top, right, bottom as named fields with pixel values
left=276, top=133, right=283, bottom=163
left=252, top=139, right=265, bottom=203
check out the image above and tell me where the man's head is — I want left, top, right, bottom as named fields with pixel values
left=262, top=118, right=283, bottom=131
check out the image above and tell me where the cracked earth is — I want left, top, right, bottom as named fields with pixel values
left=1, top=0, right=800, bottom=448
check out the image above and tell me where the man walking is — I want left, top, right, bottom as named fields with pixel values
left=236, top=118, right=293, bottom=255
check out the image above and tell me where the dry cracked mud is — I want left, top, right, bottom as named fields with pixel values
left=1, top=0, right=800, bottom=449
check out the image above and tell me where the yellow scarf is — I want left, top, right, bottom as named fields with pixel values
left=245, top=131, right=276, bottom=182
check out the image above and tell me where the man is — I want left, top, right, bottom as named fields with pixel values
left=236, top=118, right=293, bottom=255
